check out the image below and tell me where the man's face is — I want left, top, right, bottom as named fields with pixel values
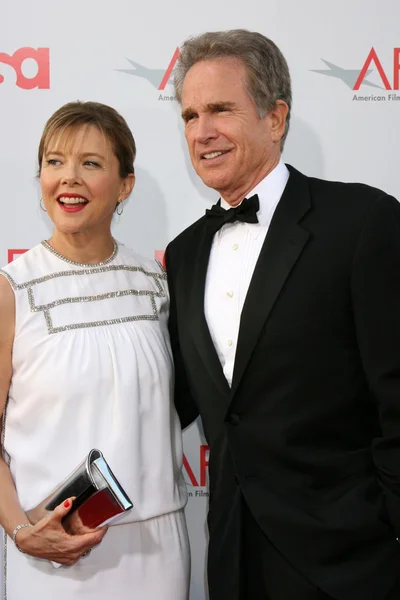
left=181, top=57, right=286, bottom=205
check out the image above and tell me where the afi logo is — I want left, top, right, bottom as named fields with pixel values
left=117, top=48, right=180, bottom=90
left=8, top=249, right=28, bottom=263
left=0, top=48, right=50, bottom=89
left=311, top=47, right=400, bottom=91
left=354, top=48, right=400, bottom=90
left=183, top=445, right=209, bottom=487
left=159, top=48, right=180, bottom=90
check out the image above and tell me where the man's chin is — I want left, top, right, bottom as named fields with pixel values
left=196, top=171, right=232, bottom=193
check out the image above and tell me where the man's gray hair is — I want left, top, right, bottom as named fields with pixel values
left=174, top=29, right=292, bottom=148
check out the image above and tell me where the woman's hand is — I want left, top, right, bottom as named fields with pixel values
left=15, top=498, right=107, bottom=566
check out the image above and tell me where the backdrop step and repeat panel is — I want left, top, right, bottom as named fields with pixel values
left=1, top=0, right=399, bottom=598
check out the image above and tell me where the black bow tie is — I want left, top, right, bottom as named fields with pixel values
left=205, top=194, right=260, bottom=235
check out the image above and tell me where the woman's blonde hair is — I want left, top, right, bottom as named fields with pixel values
left=38, top=101, right=136, bottom=177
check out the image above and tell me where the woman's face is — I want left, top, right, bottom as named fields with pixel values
left=40, top=125, right=134, bottom=237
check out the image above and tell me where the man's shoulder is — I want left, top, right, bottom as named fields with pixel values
left=312, top=174, right=388, bottom=200
left=167, top=214, right=206, bottom=252
left=289, top=164, right=394, bottom=206
left=286, top=164, right=398, bottom=226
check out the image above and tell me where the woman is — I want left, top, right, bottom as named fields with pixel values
left=0, top=101, right=190, bottom=599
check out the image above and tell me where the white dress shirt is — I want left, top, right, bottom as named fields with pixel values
left=204, top=159, right=290, bottom=386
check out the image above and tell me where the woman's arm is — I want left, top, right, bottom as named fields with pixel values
left=0, top=275, right=106, bottom=565
left=0, top=274, right=28, bottom=536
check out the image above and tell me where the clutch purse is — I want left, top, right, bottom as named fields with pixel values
left=26, top=449, right=133, bottom=529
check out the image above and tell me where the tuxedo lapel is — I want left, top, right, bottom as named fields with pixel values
left=231, top=166, right=311, bottom=396
left=189, top=225, right=231, bottom=399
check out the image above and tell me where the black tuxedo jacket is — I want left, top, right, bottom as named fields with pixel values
left=165, top=165, right=400, bottom=600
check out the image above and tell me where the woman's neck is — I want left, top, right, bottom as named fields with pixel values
left=47, top=231, right=116, bottom=265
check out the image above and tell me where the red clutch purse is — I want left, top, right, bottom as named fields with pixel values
left=27, top=449, right=133, bottom=529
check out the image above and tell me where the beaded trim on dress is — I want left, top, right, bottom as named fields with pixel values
left=41, top=239, right=118, bottom=267
left=0, top=265, right=167, bottom=335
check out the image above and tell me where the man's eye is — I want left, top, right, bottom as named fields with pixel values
left=84, top=161, right=100, bottom=167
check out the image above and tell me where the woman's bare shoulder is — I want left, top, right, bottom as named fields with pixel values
left=0, top=274, right=15, bottom=341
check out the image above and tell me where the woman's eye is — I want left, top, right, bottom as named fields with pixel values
left=46, top=159, right=60, bottom=166
left=84, top=161, right=100, bottom=167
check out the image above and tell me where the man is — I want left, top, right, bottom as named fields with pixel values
left=165, top=29, right=400, bottom=600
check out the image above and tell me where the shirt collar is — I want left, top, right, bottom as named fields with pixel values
left=220, top=159, right=290, bottom=229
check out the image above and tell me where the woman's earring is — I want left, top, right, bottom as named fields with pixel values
left=40, top=198, right=47, bottom=212
left=116, top=202, right=124, bottom=216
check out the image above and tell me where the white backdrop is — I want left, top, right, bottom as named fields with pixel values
left=0, top=1, right=399, bottom=598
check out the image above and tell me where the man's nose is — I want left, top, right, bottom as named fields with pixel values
left=194, top=115, right=217, bottom=143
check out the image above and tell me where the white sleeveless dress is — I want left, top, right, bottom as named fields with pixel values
left=0, top=240, right=190, bottom=600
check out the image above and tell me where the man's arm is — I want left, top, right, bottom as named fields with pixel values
left=351, top=193, right=400, bottom=534
left=165, top=245, right=199, bottom=429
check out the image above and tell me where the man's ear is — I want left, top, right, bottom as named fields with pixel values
left=268, top=100, right=289, bottom=143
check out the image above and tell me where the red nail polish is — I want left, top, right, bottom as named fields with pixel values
left=64, top=500, right=70, bottom=508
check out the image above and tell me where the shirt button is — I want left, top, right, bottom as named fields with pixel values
left=226, top=290, right=234, bottom=298
left=227, top=339, right=233, bottom=347
left=232, top=244, right=239, bottom=251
